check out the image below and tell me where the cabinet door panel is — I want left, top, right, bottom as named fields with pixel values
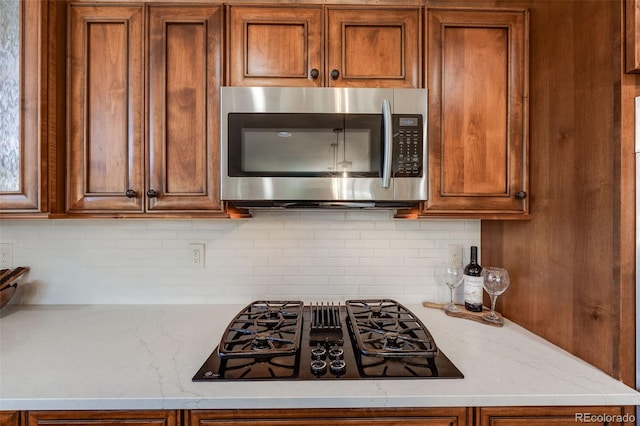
left=190, top=407, right=469, bottom=425
left=424, top=8, right=528, bottom=216
left=441, top=26, right=508, bottom=196
left=148, top=6, right=223, bottom=212
left=0, top=411, right=21, bottom=426
left=228, top=6, right=323, bottom=87
left=27, top=410, right=179, bottom=426
left=327, top=8, right=421, bottom=88
left=477, top=406, right=632, bottom=426
left=67, top=5, right=144, bottom=213
left=625, top=0, right=640, bottom=72
left=343, top=26, right=403, bottom=77
left=246, top=23, right=306, bottom=77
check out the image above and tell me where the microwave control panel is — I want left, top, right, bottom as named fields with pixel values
left=392, top=115, right=424, bottom=177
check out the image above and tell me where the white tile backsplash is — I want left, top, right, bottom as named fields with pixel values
left=0, top=211, right=480, bottom=305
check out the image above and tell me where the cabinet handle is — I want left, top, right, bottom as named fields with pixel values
left=310, top=68, right=319, bottom=79
left=515, top=191, right=527, bottom=199
left=125, top=189, right=137, bottom=198
left=330, top=69, right=340, bottom=80
left=146, top=189, right=159, bottom=198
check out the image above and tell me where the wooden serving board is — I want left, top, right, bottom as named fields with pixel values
left=423, top=301, right=504, bottom=327
left=0, top=267, right=29, bottom=292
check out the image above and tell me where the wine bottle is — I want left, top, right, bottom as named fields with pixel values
left=463, top=246, right=483, bottom=312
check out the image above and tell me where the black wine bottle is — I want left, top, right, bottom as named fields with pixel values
left=463, top=246, right=483, bottom=312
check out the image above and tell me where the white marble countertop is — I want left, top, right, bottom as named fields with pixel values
left=0, top=304, right=639, bottom=411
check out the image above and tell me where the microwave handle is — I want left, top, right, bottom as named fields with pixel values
left=381, top=99, right=392, bottom=188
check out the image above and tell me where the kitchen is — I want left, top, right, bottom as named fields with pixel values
left=1, top=0, right=640, bottom=424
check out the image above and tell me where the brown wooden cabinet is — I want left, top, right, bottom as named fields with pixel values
left=325, top=7, right=421, bottom=88
left=67, top=4, right=224, bottom=216
left=0, top=411, right=22, bottom=426
left=625, top=0, right=640, bottom=73
left=422, top=8, right=529, bottom=218
left=476, top=406, right=634, bottom=426
left=227, top=6, right=323, bottom=87
left=0, top=0, right=47, bottom=216
left=67, top=4, right=144, bottom=213
left=147, top=5, right=223, bottom=213
left=1, top=406, right=635, bottom=426
left=227, top=5, right=420, bottom=88
left=26, top=410, right=179, bottom=426
left=189, top=408, right=471, bottom=425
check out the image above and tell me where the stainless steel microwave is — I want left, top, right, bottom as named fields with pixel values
left=220, top=87, right=427, bottom=208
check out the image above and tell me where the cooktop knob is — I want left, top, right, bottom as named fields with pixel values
left=311, top=344, right=327, bottom=359
left=330, top=359, right=347, bottom=376
left=310, top=359, right=327, bottom=376
left=329, top=345, right=344, bottom=360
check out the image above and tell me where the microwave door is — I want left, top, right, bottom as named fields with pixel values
left=225, top=112, right=391, bottom=201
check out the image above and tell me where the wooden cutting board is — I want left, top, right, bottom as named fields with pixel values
left=0, top=267, right=29, bottom=292
left=423, top=301, right=504, bottom=327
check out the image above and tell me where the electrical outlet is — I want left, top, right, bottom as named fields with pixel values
left=189, top=243, right=205, bottom=269
left=0, top=243, right=13, bottom=268
left=447, top=244, right=463, bottom=268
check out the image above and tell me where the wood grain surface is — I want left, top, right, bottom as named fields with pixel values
left=423, top=301, right=503, bottom=328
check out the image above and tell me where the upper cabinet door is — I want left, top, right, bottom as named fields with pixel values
left=326, top=8, right=421, bottom=88
left=227, top=6, right=420, bottom=89
left=67, top=5, right=144, bottom=213
left=626, top=0, right=640, bottom=73
left=147, top=6, right=223, bottom=212
left=228, top=6, right=323, bottom=87
left=423, top=8, right=529, bottom=217
left=0, top=0, right=46, bottom=214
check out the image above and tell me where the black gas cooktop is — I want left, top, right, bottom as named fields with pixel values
left=193, top=299, right=463, bottom=381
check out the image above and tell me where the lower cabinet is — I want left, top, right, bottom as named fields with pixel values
left=189, top=407, right=470, bottom=425
left=477, top=406, right=634, bottom=426
left=0, top=411, right=21, bottom=426
left=26, top=410, right=179, bottom=426
left=1, top=406, right=634, bottom=425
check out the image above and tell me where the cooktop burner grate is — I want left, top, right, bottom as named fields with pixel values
left=345, top=299, right=438, bottom=358
left=218, top=300, right=303, bottom=359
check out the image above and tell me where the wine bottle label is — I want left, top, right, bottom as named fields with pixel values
left=464, top=275, right=484, bottom=305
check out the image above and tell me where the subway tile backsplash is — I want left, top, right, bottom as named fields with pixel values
left=0, top=211, right=480, bottom=305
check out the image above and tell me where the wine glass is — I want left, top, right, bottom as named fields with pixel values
left=436, top=266, right=464, bottom=313
left=481, top=267, right=510, bottom=324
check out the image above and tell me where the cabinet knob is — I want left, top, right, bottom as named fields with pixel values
left=330, top=69, right=340, bottom=80
left=515, top=191, right=527, bottom=199
left=310, top=68, right=319, bottom=79
left=146, top=189, right=159, bottom=198
left=125, top=189, right=137, bottom=198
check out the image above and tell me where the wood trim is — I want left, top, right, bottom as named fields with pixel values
left=47, top=0, right=69, bottom=215
left=618, top=18, right=640, bottom=387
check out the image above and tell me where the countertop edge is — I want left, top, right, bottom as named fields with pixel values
left=2, top=394, right=640, bottom=411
